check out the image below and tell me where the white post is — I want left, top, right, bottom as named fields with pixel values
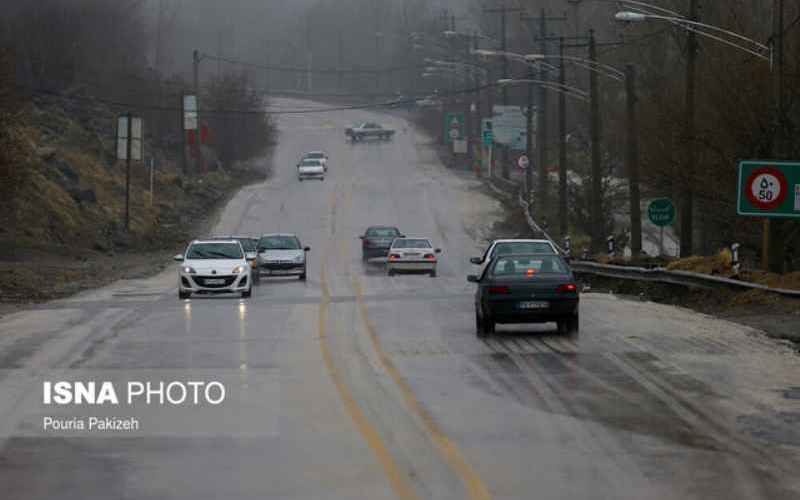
left=149, top=158, right=154, bottom=208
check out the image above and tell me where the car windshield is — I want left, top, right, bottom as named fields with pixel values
left=493, top=242, right=555, bottom=256
left=366, top=227, right=400, bottom=237
left=491, top=255, right=567, bottom=276
left=300, top=159, right=322, bottom=166
left=393, top=239, right=431, bottom=249
left=237, top=238, right=257, bottom=252
left=186, top=243, right=243, bottom=260
left=259, top=235, right=301, bottom=250
left=305, top=152, right=324, bottom=159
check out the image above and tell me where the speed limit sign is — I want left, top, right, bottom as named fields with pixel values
left=745, top=167, right=788, bottom=211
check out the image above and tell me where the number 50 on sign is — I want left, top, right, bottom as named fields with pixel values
left=737, top=161, right=800, bottom=218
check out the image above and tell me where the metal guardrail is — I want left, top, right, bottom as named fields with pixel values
left=485, top=175, right=800, bottom=299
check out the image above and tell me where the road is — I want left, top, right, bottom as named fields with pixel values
left=0, top=100, right=798, bottom=500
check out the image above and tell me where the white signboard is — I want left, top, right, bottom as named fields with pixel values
left=453, top=139, right=467, bottom=154
left=116, top=116, right=143, bottom=161
left=492, top=105, right=530, bottom=152
left=183, top=95, right=198, bottom=131
left=795, top=185, right=800, bottom=212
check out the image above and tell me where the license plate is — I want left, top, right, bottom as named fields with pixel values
left=405, top=253, right=420, bottom=258
left=204, top=279, right=225, bottom=285
left=270, top=270, right=292, bottom=275
left=518, top=301, right=549, bottom=310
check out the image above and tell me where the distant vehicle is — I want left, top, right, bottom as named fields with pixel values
left=301, top=151, right=328, bottom=172
left=387, top=237, right=441, bottom=277
left=416, top=97, right=443, bottom=108
left=256, top=233, right=311, bottom=281
left=468, top=253, right=579, bottom=337
left=208, top=235, right=260, bottom=282
left=345, top=122, right=395, bottom=141
left=470, top=239, right=559, bottom=275
left=297, top=158, right=325, bottom=181
left=359, top=226, right=404, bottom=261
left=174, top=240, right=252, bottom=299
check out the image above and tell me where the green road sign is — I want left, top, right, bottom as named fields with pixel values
left=444, top=112, right=465, bottom=144
left=481, top=119, right=493, bottom=146
left=737, top=160, right=800, bottom=218
left=648, top=198, right=676, bottom=227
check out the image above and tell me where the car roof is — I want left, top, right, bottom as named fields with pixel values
left=366, top=225, right=400, bottom=230
left=489, top=252, right=566, bottom=261
left=209, top=235, right=256, bottom=240
left=191, top=239, right=240, bottom=245
left=492, top=239, right=554, bottom=244
left=304, top=150, right=326, bottom=155
left=259, top=233, right=298, bottom=238
left=392, top=237, right=431, bottom=242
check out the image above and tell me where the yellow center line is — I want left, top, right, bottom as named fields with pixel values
left=318, top=196, right=419, bottom=500
left=352, top=275, right=493, bottom=500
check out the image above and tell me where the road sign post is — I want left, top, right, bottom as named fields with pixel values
left=117, top=114, right=142, bottom=231
left=444, top=112, right=465, bottom=145
left=648, top=198, right=676, bottom=257
left=737, top=161, right=800, bottom=271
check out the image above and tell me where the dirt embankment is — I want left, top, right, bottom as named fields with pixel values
left=0, top=96, right=271, bottom=305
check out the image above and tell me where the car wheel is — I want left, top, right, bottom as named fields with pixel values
left=475, top=311, right=486, bottom=338
left=299, top=267, right=307, bottom=281
left=483, top=315, right=495, bottom=336
left=388, top=269, right=395, bottom=277
left=429, top=269, right=437, bottom=277
left=241, top=287, right=252, bottom=298
left=179, top=290, right=190, bottom=300
left=567, top=313, right=580, bottom=335
left=299, top=178, right=303, bottom=182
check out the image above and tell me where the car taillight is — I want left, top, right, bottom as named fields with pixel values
left=389, top=254, right=401, bottom=261
left=423, top=253, right=436, bottom=260
left=557, top=283, right=578, bottom=294
left=488, top=286, right=510, bottom=295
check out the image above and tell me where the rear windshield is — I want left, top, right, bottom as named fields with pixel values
left=187, top=243, right=243, bottom=260
left=392, top=239, right=431, bottom=249
left=259, top=235, right=300, bottom=250
left=237, top=238, right=257, bottom=252
left=491, top=255, right=567, bottom=276
left=492, top=242, right=555, bottom=257
left=305, top=152, right=324, bottom=159
left=300, top=159, right=322, bottom=166
left=366, top=227, right=400, bottom=237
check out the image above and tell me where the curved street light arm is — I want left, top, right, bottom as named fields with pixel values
left=498, top=79, right=589, bottom=102
left=525, top=54, right=626, bottom=81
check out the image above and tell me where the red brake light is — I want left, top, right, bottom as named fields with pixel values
left=388, top=254, right=401, bottom=261
left=423, top=253, right=436, bottom=260
left=557, top=283, right=578, bottom=294
left=488, top=286, right=511, bottom=295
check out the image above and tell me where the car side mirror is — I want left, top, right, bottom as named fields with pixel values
left=304, top=246, right=311, bottom=252
left=435, top=248, right=442, bottom=254
left=399, top=234, right=406, bottom=238
left=469, top=257, right=482, bottom=265
left=467, top=275, right=479, bottom=283
left=359, top=235, right=365, bottom=239
left=173, top=254, right=184, bottom=262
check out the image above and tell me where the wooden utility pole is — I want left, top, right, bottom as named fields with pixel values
left=626, top=64, right=642, bottom=256
left=558, top=37, right=568, bottom=239
left=125, top=112, right=132, bottom=231
left=680, top=0, right=699, bottom=258
left=588, top=30, right=603, bottom=254
left=767, top=0, right=787, bottom=272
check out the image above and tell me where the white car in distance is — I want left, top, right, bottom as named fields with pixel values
left=175, top=240, right=253, bottom=299
left=301, top=151, right=328, bottom=172
left=387, top=237, right=442, bottom=277
left=297, top=158, right=325, bottom=181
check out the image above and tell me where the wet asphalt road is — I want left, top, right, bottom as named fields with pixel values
left=0, top=100, right=799, bottom=499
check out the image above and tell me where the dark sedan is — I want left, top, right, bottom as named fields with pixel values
left=468, top=254, right=579, bottom=337
left=359, top=226, right=404, bottom=261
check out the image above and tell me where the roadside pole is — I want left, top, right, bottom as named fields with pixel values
left=149, top=158, right=154, bottom=208
left=558, top=37, right=568, bottom=239
left=626, top=64, right=642, bottom=256
left=588, top=30, right=602, bottom=254
left=125, top=112, right=132, bottom=231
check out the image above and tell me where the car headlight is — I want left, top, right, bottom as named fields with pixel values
left=182, top=266, right=196, bottom=274
left=293, top=254, right=304, bottom=263
left=232, top=266, right=247, bottom=274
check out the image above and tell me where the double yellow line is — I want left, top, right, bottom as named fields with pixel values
left=318, top=184, right=491, bottom=500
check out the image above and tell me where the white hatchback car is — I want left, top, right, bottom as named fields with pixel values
left=387, top=238, right=441, bottom=277
left=174, top=240, right=252, bottom=299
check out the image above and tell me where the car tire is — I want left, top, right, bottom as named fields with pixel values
left=299, top=178, right=303, bottom=182
left=299, top=267, right=307, bottom=281
left=388, top=269, right=395, bottom=277
left=567, top=313, right=580, bottom=335
left=475, top=311, right=486, bottom=338
left=242, top=287, right=252, bottom=298
left=429, top=269, right=437, bottom=277
left=179, top=290, right=190, bottom=300
left=482, top=314, right=495, bottom=336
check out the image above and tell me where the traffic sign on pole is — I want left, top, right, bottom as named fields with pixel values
left=737, top=161, right=800, bottom=218
left=647, top=198, right=676, bottom=227
left=444, top=112, right=465, bottom=144
left=481, top=119, right=493, bottom=146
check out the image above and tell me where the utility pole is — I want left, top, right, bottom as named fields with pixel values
left=767, top=0, right=787, bottom=272
left=522, top=10, right=567, bottom=215
left=588, top=29, right=603, bottom=254
left=338, top=32, right=344, bottom=92
left=680, top=0, right=698, bottom=258
left=525, top=64, right=534, bottom=197
left=626, top=64, right=642, bottom=256
left=484, top=1, right=523, bottom=180
left=558, top=37, right=568, bottom=239
left=125, top=112, right=132, bottom=231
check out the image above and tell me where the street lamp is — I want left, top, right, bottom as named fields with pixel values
left=614, top=5, right=776, bottom=264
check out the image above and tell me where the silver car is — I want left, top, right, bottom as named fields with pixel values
left=387, top=238, right=441, bottom=277
left=256, top=233, right=310, bottom=281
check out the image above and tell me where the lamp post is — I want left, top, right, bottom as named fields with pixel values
left=615, top=7, right=775, bottom=266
